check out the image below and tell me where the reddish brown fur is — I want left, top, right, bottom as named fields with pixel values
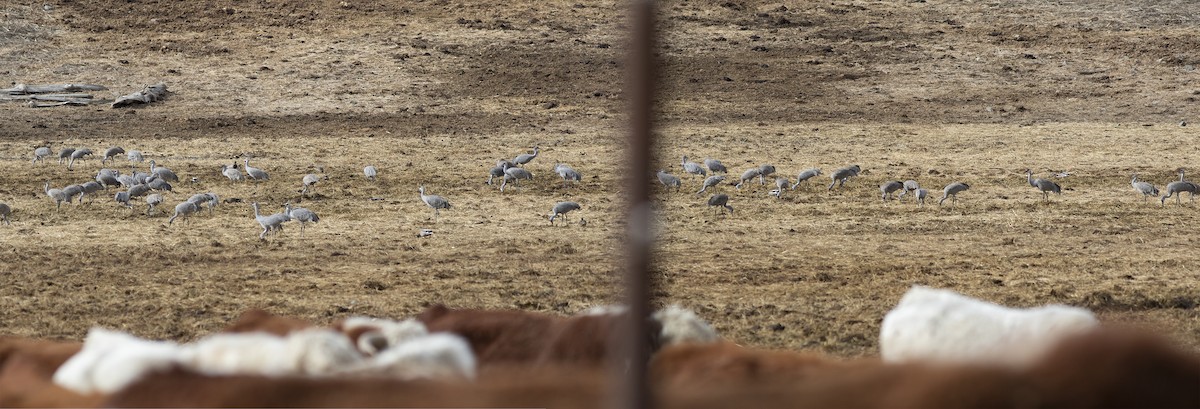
left=0, top=352, right=103, bottom=408
left=0, top=336, right=81, bottom=372
left=417, top=305, right=661, bottom=367
left=219, top=308, right=313, bottom=336
left=651, top=341, right=857, bottom=388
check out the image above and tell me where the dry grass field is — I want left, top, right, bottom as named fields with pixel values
left=1, top=0, right=1198, bottom=357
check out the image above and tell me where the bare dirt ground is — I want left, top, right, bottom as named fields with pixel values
left=1, top=0, right=1198, bottom=357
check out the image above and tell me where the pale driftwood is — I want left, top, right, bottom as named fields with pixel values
left=2, top=83, right=107, bottom=95
left=1, top=93, right=95, bottom=101
left=112, top=83, right=168, bottom=108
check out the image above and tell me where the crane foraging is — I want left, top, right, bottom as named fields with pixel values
left=500, top=167, right=533, bottom=192
left=418, top=186, right=451, bottom=221
left=168, top=201, right=199, bottom=225
left=549, top=201, right=581, bottom=225
left=101, top=147, right=125, bottom=164
left=33, top=147, right=51, bottom=164
left=790, top=168, right=822, bottom=189
left=222, top=164, right=243, bottom=182
left=68, top=148, right=93, bottom=170
left=285, top=203, right=320, bottom=236
left=44, top=181, right=67, bottom=210
left=880, top=181, right=904, bottom=201
left=939, top=182, right=970, bottom=205
left=657, top=170, right=682, bottom=192
left=696, top=175, right=726, bottom=195
left=707, top=194, right=733, bottom=215
left=364, top=165, right=378, bottom=181
left=1026, top=169, right=1061, bottom=201
left=828, top=165, right=861, bottom=190
left=704, top=158, right=727, bottom=173
left=1160, top=169, right=1198, bottom=206
left=735, top=168, right=761, bottom=190
left=252, top=202, right=290, bottom=239
left=0, top=203, right=10, bottom=225
left=301, top=171, right=325, bottom=196
left=757, top=164, right=776, bottom=185
left=898, top=180, right=920, bottom=201
left=553, top=163, right=582, bottom=187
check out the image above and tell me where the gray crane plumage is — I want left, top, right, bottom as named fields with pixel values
left=364, top=165, right=378, bottom=181
left=549, top=201, right=581, bottom=225
left=880, top=180, right=904, bottom=201
left=33, top=147, right=50, bottom=164
left=187, top=193, right=220, bottom=215
left=681, top=156, right=706, bottom=177
left=168, top=201, right=199, bottom=225
left=757, top=164, right=776, bottom=185
left=0, top=203, right=10, bottom=225
left=1130, top=174, right=1158, bottom=202
left=44, top=181, right=67, bottom=209
left=487, top=163, right=509, bottom=185
left=1160, top=170, right=1197, bottom=206
left=657, top=169, right=682, bottom=192
left=61, top=184, right=84, bottom=204
left=101, top=147, right=125, bottom=164
left=244, top=158, right=269, bottom=182
left=735, top=168, right=761, bottom=190
left=252, top=202, right=290, bottom=239
left=500, top=167, right=533, bottom=192
left=914, top=188, right=929, bottom=207
left=554, top=163, right=582, bottom=185
left=708, top=193, right=733, bottom=214
left=96, top=170, right=121, bottom=188
left=697, top=175, right=726, bottom=195
left=301, top=172, right=323, bottom=196
left=222, top=164, right=243, bottom=182
left=791, top=168, right=822, bottom=189
left=939, top=182, right=970, bottom=205
left=128, top=184, right=151, bottom=198
left=828, top=165, right=861, bottom=190
left=775, top=177, right=790, bottom=192
left=149, top=160, right=179, bottom=182
left=1026, top=169, right=1061, bottom=201
left=80, top=181, right=103, bottom=203
left=57, top=148, right=74, bottom=164
left=114, top=191, right=132, bottom=210
left=704, top=158, right=727, bottom=173
left=285, top=203, right=320, bottom=235
left=145, top=193, right=164, bottom=216
left=68, top=148, right=93, bottom=170
left=419, top=186, right=451, bottom=221
left=126, top=150, right=144, bottom=162
left=898, top=180, right=920, bottom=200
left=514, top=146, right=540, bottom=166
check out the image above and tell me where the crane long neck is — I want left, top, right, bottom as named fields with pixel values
left=253, top=203, right=261, bottom=218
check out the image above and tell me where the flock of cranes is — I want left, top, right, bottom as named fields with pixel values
left=8, top=142, right=1200, bottom=237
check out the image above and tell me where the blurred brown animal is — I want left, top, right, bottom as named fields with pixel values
left=0, top=352, right=102, bottom=408
left=219, top=308, right=314, bottom=336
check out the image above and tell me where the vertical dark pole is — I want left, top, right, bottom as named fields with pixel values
left=613, top=0, right=657, bottom=408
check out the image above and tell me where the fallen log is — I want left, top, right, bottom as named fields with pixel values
left=0, top=93, right=95, bottom=101
left=27, top=99, right=93, bottom=108
left=111, top=83, right=168, bottom=108
left=2, top=83, right=107, bottom=95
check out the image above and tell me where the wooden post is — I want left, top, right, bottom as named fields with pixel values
left=612, top=0, right=658, bottom=408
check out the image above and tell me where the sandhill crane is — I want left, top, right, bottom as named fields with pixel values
left=554, top=163, right=582, bottom=186
left=127, top=150, right=144, bottom=162
left=914, top=188, right=929, bottom=207
left=68, top=148, right=93, bottom=170
left=222, top=163, right=243, bottom=182
left=146, top=176, right=172, bottom=192
left=898, top=180, right=920, bottom=201
left=775, top=177, right=790, bottom=192
left=252, top=202, right=290, bottom=239
left=1160, top=169, right=1197, bottom=206
left=791, top=168, right=822, bottom=189
left=657, top=170, right=682, bottom=192
left=681, top=156, right=706, bottom=178
left=57, top=148, right=74, bottom=164
left=80, top=181, right=103, bottom=203
left=187, top=193, right=219, bottom=215
left=735, top=168, right=761, bottom=189
left=32, top=147, right=50, bottom=164
left=757, top=164, right=776, bottom=185
left=708, top=194, right=733, bottom=215
left=549, top=201, right=581, bottom=225
left=514, top=146, right=540, bottom=166
left=828, top=165, right=861, bottom=190
left=96, top=169, right=121, bottom=188
left=61, top=184, right=84, bottom=204
left=487, top=163, right=508, bottom=185
left=101, top=147, right=125, bottom=164
left=244, top=158, right=269, bottom=182
left=145, top=193, right=164, bottom=216
left=44, top=181, right=67, bottom=209
left=880, top=181, right=904, bottom=201
left=696, top=175, right=725, bottom=195
left=364, top=165, right=378, bottom=181
left=285, top=203, right=320, bottom=235
left=419, top=186, right=451, bottom=221
left=301, top=171, right=324, bottom=196
left=149, top=160, right=178, bottom=182
left=939, top=182, right=970, bottom=205
left=168, top=201, right=199, bottom=225
left=1130, top=174, right=1158, bottom=202
left=1026, top=169, right=1061, bottom=201
left=0, top=203, right=10, bottom=225
left=128, top=184, right=151, bottom=198
left=114, top=191, right=132, bottom=210
left=500, top=167, right=533, bottom=192
left=704, top=158, right=727, bottom=173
